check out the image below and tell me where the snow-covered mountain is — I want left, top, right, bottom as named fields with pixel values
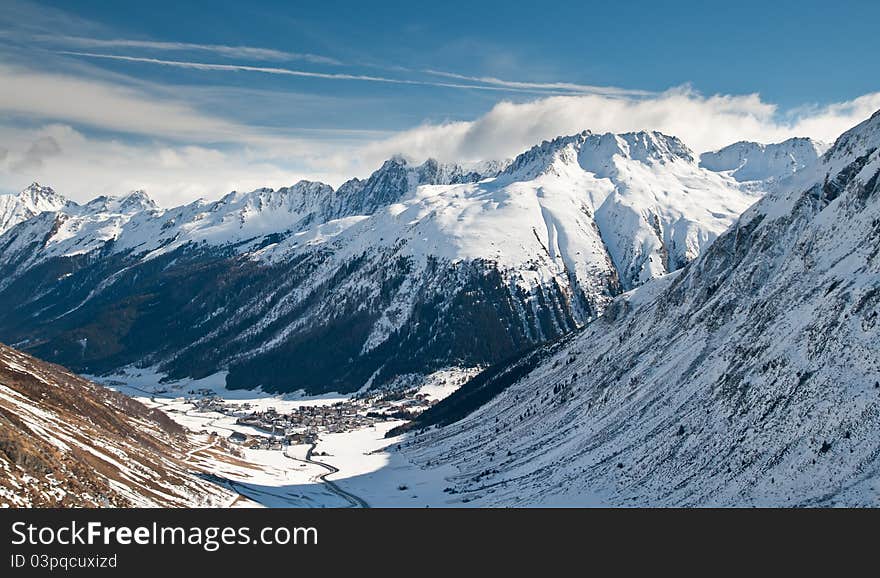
left=699, top=137, right=828, bottom=184
left=501, top=129, right=758, bottom=289
left=0, top=343, right=235, bottom=506
left=400, top=110, right=880, bottom=506
left=0, top=182, right=70, bottom=235
left=0, top=132, right=757, bottom=394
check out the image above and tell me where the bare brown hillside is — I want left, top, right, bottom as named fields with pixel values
left=0, top=343, right=234, bottom=507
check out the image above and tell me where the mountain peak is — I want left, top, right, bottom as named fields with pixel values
left=328, top=156, right=500, bottom=219
left=24, top=181, right=50, bottom=191
left=19, top=182, right=65, bottom=204
left=581, top=131, right=694, bottom=168
left=24, top=181, right=49, bottom=192
left=502, top=131, right=593, bottom=179
left=619, top=131, right=695, bottom=163
left=700, top=137, right=827, bottom=183
left=80, top=190, right=158, bottom=215
left=0, top=183, right=68, bottom=235
left=119, top=189, right=158, bottom=212
left=385, top=154, right=409, bottom=166
left=822, top=108, right=880, bottom=167
left=502, top=129, right=693, bottom=181
left=215, top=181, right=334, bottom=216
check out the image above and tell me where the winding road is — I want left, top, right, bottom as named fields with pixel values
left=284, top=444, right=370, bottom=508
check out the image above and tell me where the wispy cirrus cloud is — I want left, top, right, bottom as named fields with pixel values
left=422, top=69, right=653, bottom=98
left=58, top=52, right=627, bottom=96
left=0, top=2, right=340, bottom=65
left=31, top=34, right=343, bottom=65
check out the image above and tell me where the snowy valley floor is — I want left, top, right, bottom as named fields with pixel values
left=92, top=367, right=494, bottom=508
left=151, top=403, right=465, bottom=508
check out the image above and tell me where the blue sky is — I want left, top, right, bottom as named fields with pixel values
left=1, top=0, right=878, bottom=204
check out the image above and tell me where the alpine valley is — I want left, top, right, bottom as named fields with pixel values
left=2, top=112, right=877, bottom=508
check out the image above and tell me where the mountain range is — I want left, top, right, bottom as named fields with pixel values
left=0, top=131, right=817, bottom=395
left=2, top=105, right=876, bottom=507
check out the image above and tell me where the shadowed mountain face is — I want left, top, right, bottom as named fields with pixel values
left=0, top=343, right=234, bottom=507
left=401, top=111, right=880, bottom=507
left=0, top=134, right=759, bottom=394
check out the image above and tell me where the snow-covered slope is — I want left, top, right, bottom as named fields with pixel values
left=0, top=343, right=235, bottom=507
left=700, top=137, right=828, bottom=184
left=0, top=134, right=757, bottom=394
left=526, top=130, right=759, bottom=288
left=0, top=182, right=70, bottom=235
left=400, top=110, right=880, bottom=507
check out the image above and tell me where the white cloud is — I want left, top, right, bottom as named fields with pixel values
left=356, top=88, right=880, bottom=168
left=0, top=124, right=341, bottom=207
left=10, top=134, right=61, bottom=171
left=0, top=62, right=259, bottom=142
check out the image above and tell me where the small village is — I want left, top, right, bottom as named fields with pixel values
left=187, top=388, right=439, bottom=450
